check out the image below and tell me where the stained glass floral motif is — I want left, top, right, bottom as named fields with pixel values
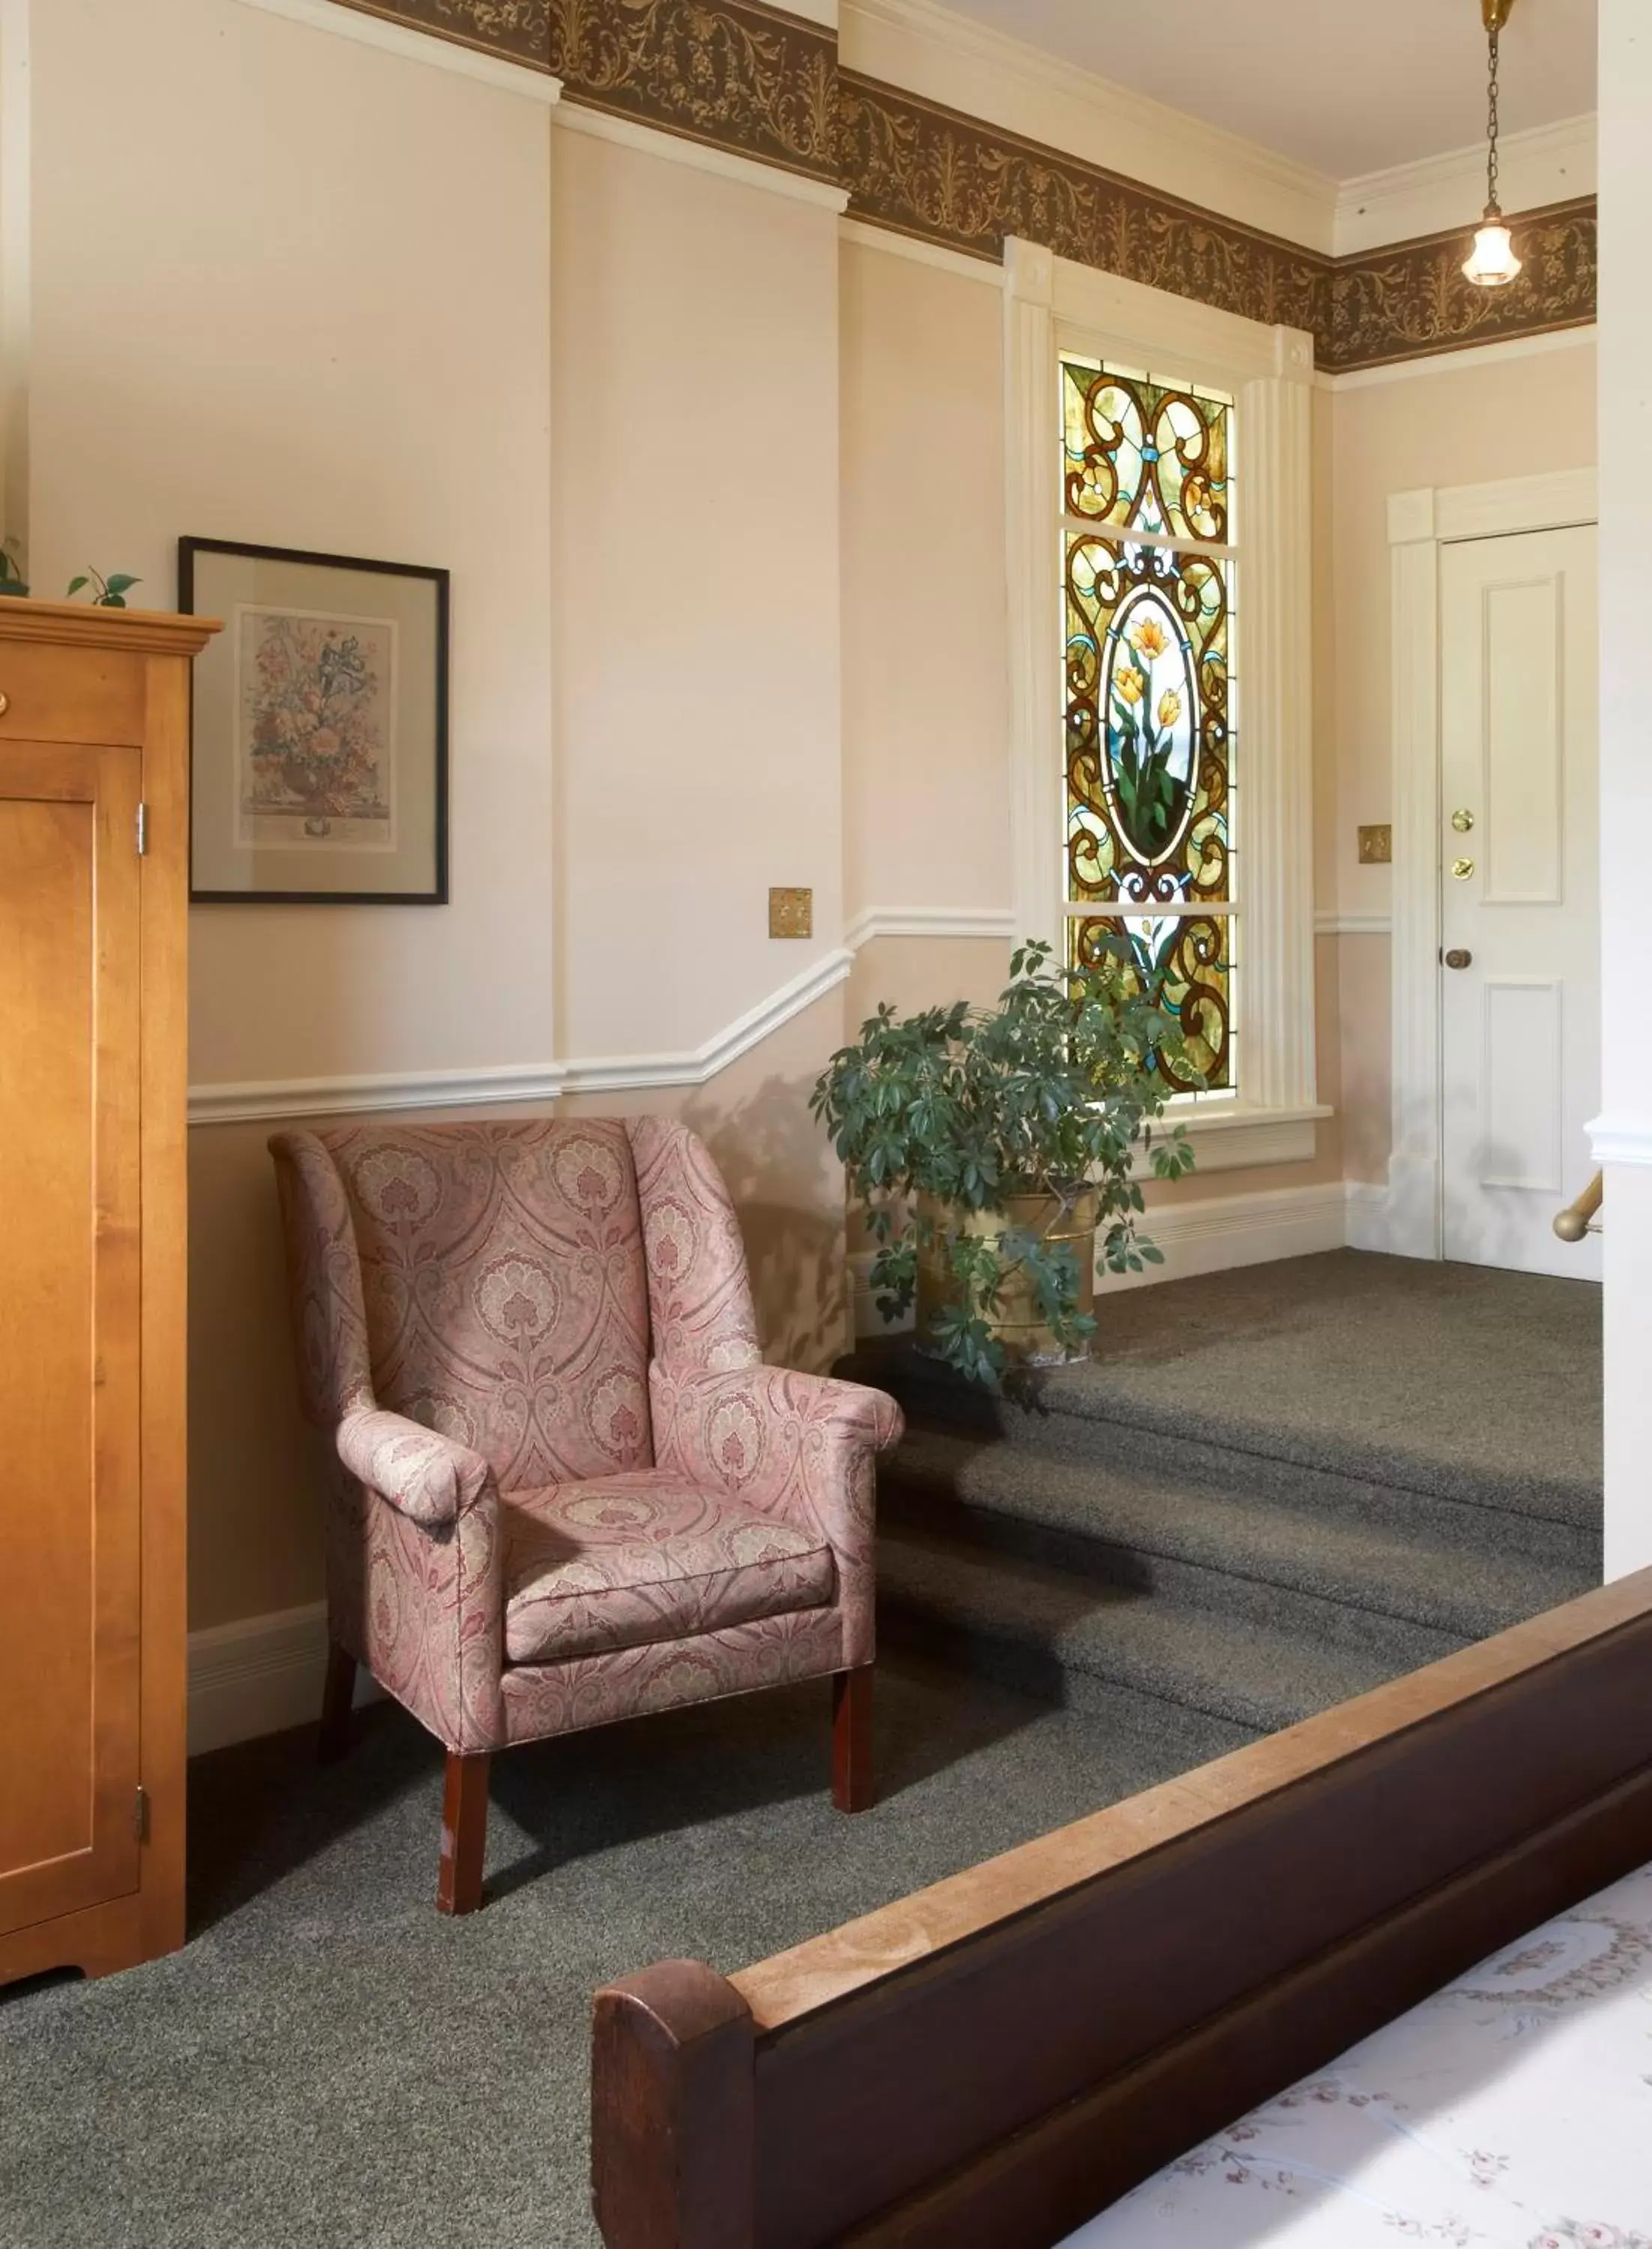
left=1062, top=355, right=1238, bottom=1099
left=1070, top=912, right=1233, bottom=1093
left=1063, top=359, right=1232, bottom=544
left=1066, top=536, right=1230, bottom=907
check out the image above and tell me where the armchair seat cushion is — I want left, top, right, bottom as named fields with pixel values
left=501, top=1472, right=835, bottom=1665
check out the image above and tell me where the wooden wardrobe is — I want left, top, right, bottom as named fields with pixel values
left=0, top=598, right=217, bottom=1987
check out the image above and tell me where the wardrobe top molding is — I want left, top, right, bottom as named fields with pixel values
left=0, top=597, right=221, bottom=658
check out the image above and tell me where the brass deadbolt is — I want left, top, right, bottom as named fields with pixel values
left=1451, top=858, right=1475, bottom=880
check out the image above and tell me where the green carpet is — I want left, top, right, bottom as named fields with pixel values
left=0, top=1661, right=1240, bottom=2249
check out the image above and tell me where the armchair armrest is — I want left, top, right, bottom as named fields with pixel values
left=337, top=1407, right=492, bottom=1531
left=650, top=1364, right=902, bottom=1660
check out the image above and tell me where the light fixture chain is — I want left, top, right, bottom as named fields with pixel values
left=1486, top=20, right=1502, bottom=212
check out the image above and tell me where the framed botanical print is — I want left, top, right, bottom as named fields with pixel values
left=180, top=537, right=449, bottom=903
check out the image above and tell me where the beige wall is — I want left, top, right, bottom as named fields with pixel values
left=552, top=129, right=845, bottom=1056
left=839, top=240, right=1010, bottom=921
left=15, top=0, right=1607, bottom=1642
left=28, top=0, right=558, bottom=1089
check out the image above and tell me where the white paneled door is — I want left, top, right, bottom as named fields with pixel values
left=1439, top=525, right=1600, bottom=1279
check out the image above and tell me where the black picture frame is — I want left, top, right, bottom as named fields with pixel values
left=179, top=535, right=450, bottom=905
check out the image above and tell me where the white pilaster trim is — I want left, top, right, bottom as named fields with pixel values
left=1003, top=237, right=1063, bottom=961
left=839, top=216, right=1005, bottom=287
left=1319, top=325, right=1596, bottom=394
left=845, top=906, right=1016, bottom=948
left=1239, top=343, right=1318, bottom=1119
left=554, top=100, right=850, bottom=212
left=1386, top=467, right=1599, bottom=1261
left=229, top=0, right=564, bottom=100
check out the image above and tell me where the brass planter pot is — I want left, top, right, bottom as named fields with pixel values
left=915, top=1187, right=1100, bottom=1367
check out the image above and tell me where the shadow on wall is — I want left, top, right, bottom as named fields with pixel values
left=682, top=1071, right=848, bottom=1376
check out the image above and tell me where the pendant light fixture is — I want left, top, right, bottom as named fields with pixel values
left=1463, top=0, right=1522, bottom=288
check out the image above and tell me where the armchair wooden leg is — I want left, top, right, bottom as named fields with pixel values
left=317, top=1640, right=357, bottom=1765
left=437, top=1750, right=491, bottom=1916
left=832, top=1664, right=875, bottom=1814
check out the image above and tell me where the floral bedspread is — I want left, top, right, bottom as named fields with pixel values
left=1064, top=1860, right=1652, bottom=2248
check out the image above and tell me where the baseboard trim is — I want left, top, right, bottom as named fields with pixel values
left=850, top=1180, right=1358, bottom=1335
left=1345, top=1178, right=1396, bottom=1253
left=187, top=1601, right=376, bottom=1756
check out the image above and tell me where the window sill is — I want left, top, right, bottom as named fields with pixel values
left=1165, top=1103, right=1333, bottom=1175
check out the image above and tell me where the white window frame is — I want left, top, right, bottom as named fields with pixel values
left=1003, top=237, right=1325, bottom=1172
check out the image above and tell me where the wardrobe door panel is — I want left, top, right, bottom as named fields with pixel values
left=0, top=740, right=143, bottom=1938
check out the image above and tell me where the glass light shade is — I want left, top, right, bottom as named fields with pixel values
left=1463, top=217, right=1522, bottom=287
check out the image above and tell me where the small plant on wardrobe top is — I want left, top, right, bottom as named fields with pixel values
left=0, top=538, right=27, bottom=597
left=67, top=567, right=142, bottom=609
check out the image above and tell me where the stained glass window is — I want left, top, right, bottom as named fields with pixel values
left=1062, top=356, right=1238, bottom=1094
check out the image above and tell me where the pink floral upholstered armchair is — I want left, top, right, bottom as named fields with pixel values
left=269, top=1117, right=902, bottom=1915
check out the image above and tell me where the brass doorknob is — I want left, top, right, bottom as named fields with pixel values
left=1450, top=808, right=1474, bottom=833
left=0, top=692, right=10, bottom=716
left=1444, top=948, right=1472, bottom=969
left=1451, top=857, right=1474, bottom=880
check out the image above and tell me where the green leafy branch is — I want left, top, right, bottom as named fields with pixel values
left=0, top=541, right=141, bottom=608
left=812, top=936, right=1199, bottom=1386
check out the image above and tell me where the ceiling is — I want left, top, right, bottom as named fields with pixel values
left=929, top=0, right=1597, bottom=178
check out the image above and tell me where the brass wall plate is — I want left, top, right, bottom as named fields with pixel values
left=769, top=886, right=813, bottom=939
left=1357, top=824, right=1393, bottom=865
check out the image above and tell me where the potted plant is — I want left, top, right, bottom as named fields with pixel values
left=812, top=936, right=1196, bottom=1385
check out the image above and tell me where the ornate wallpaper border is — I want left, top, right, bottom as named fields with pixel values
left=1330, top=196, right=1595, bottom=372
left=335, top=1, right=1596, bottom=371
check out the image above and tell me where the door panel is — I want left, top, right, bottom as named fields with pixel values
left=0, top=740, right=143, bottom=1936
left=1440, top=526, right=1598, bottom=1279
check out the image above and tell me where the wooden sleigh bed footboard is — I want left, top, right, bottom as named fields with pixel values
left=591, top=1568, right=1652, bottom=2248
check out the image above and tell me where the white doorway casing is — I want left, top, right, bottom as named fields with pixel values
left=1385, top=468, right=1599, bottom=1263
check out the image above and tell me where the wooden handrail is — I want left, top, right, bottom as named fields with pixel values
left=1554, top=1170, right=1603, bottom=1242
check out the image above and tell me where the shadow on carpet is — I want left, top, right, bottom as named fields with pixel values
left=0, top=1658, right=1240, bottom=2249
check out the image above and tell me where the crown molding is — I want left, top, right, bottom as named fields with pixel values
left=318, top=0, right=1594, bottom=375
left=555, top=100, right=851, bottom=211
left=1334, top=112, right=1596, bottom=259
left=839, top=0, right=1338, bottom=254
left=232, top=0, right=563, bottom=98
